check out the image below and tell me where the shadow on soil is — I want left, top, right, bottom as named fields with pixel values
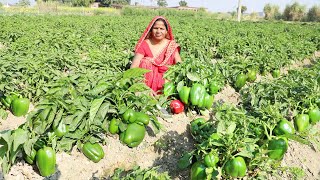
left=151, top=128, right=195, bottom=180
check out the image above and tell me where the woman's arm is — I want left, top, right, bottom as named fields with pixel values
left=130, top=53, right=144, bottom=68
left=174, top=50, right=182, bottom=64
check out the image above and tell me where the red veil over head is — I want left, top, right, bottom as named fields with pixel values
left=135, top=16, right=175, bottom=53
left=134, top=16, right=180, bottom=93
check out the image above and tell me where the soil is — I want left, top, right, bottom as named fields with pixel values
left=0, top=52, right=319, bottom=180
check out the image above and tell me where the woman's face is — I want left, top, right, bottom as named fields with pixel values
left=150, top=20, right=168, bottom=42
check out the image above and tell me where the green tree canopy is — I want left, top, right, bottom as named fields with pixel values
left=283, top=2, right=306, bottom=21
left=179, top=0, right=187, bottom=7
left=263, top=3, right=280, bottom=20
left=307, top=5, right=320, bottom=22
left=157, top=0, right=167, bottom=7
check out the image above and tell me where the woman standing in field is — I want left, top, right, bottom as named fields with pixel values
left=130, top=16, right=182, bottom=94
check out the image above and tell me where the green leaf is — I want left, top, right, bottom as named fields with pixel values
left=89, top=96, right=106, bottom=124
left=128, top=83, right=149, bottom=92
left=187, top=72, right=200, bottom=82
left=0, top=109, right=8, bottom=120
left=177, top=152, right=193, bottom=169
left=226, top=122, right=236, bottom=135
left=12, top=129, right=28, bottom=152
left=123, top=68, right=150, bottom=79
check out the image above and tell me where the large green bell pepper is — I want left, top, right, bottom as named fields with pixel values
left=190, top=161, right=206, bottom=180
left=268, top=137, right=288, bottom=160
left=246, top=69, right=257, bottom=82
left=11, top=97, right=30, bottom=117
left=178, top=86, right=190, bottom=105
left=82, top=142, right=105, bottom=163
left=54, top=122, right=69, bottom=138
left=309, top=107, right=320, bottom=124
left=36, top=147, right=56, bottom=177
left=122, top=109, right=136, bottom=123
left=163, top=82, right=175, bottom=96
left=120, top=123, right=145, bottom=148
left=203, top=93, right=214, bottom=109
left=109, top=118, right=120, bottom=134
left=190, top=83, right=206, bottom=106
left=294, top=114, right=310, bottom=132
left=235, top=74, right=247, bottom=89
left=224, top=156, right=247, bottom=178
left=134, top=112, right=150, bottom=125
left=204, top=153, right=219, bottom=167
left=273, top=119, right=295, bottom=136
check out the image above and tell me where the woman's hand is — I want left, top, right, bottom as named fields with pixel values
left=130, top=53, right=144, bottom=68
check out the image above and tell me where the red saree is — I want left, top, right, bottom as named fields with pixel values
left=135, top=16, right=180, bottom=93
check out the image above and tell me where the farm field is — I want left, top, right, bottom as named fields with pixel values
left=0, top=15, right=320, bottom=179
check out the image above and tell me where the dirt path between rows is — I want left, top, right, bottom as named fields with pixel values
left=0, top=52, right=319, bottom=180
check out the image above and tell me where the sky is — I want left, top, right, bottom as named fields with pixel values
left=1, top=0, right=319, bottom=13
left=131, top=0, right=320, bottom=13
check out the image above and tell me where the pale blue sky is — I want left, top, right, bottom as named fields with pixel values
left=1, top=0, right=319, bottom=13
left=132, top=0, right=320, bottom=13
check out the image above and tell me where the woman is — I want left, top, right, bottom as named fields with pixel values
left=130, top=16, right=182, bottom=94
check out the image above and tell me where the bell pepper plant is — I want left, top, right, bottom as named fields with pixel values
left=82, top=142, right=105, bottom=163
left=170, top=99, right=184, bottom=114
left=0, top=93, right=18, bottom=108
left=246, top=69, right=257, bottom=82
left=36, top=146, right=56, bottom=177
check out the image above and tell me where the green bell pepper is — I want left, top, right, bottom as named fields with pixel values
left=54, top=122, right=69, bottom=138
left=294, top=114, right=310, bottom=132
left=309, top=107, right=320, bottom=124
left=273, top=119, right=295, bottom=136
left=272, top=69, right=280, bottom=78
left=224, top=156, right=247, bottom=178
left=1, top=94, right=18, bottom=108
left=23, top=148, right=37, bottom=164
left=36, top=147, right=56, bottom=177
left=190, top=83, right=206, bottom=106
left=268, top=137, right=288, bottom=160
left=209, top=81, right=220, bottom=95
left=235, top=73, right=247, bottom=90
left=178, top=86, right=190, bottom=105
left=109, top=118, right=120, bottom=134
left=246, top=69, right=257, bottom=82
left=134, top=112, right=150, bottom=125
left=122, top=109, right=136, bottom=123
left=11, top=97, right=30, bottom=117
left=82, top=142, right=105, bottom=163
left=190, top=118, right=206, bottom=135
left=163, top=82, right=175, bottom=96
left=120, top=123, right=145, bottom=148
left=190, top=161, right=206, bottom=180
left=204, top=153, right=219, bottom=167
left=203, top=93, right=214, bottom=109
